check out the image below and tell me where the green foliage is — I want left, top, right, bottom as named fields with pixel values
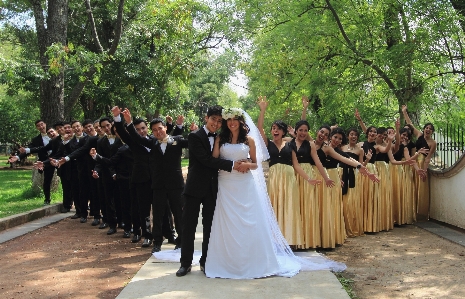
left=235, top=0, right=465, bottom=131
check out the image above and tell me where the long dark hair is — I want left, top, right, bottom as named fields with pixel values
left=219, top=116, right=250, bottom=146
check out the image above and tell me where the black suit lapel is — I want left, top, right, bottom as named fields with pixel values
left=198, top=129, right=212, bottom=154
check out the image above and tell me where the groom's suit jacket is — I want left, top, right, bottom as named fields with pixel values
left=183, top=128, right=233, bottom=198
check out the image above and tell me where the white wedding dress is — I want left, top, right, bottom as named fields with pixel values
left=153, top=110, right=346, bottom=279
left=205, top=143, right=295, bottom=278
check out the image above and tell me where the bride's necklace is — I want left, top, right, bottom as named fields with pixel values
left=347, top=144, right=356, bottom=150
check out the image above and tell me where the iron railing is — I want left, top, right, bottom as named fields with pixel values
left=432, top=124, right=465, bottom=170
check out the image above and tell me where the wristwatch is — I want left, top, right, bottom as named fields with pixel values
left=356, top=164, right=362, bottom=169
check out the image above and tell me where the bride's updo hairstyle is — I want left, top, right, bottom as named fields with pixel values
left=219, top=108, right=250, bottom=146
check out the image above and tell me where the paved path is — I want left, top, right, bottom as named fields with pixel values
left=8, top=207, right=465, bottom=298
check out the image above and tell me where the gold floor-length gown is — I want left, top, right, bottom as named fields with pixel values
left=342, top=171, right=363, bottom=237
left=390, top=163, right=404, bottom=224
left=322, top=168, right=345, bottom=247
left=375, top=161, right=393, bottom=231
left=402, top=161, right=417, bottom=224
left=362, top=163, right=380, bottom=232
left=415, top=155, right=430, bottom=220
left=297, top=163, right=321, bottom=248
left=268, top=163, right=305, bottom=246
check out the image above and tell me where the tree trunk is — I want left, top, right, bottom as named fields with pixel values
left=30, top=0, right=68, bottom=125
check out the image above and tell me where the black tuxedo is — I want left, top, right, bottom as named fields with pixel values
left=127, top=123, right=188, bottom=246
left=95, top=136, right=123, bottom=228
left=64, top=134, right=92, bottom=218
left=180, top=128, right=233, bottom=267
left=95, top=144, right=134, bottom=232
left=65, top=135, right=102, bottom=218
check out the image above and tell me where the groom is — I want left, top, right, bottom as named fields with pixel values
left=176, top=105, right=239, bottom=277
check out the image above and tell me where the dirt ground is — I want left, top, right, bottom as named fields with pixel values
left=2, top=220, right=465, bottom=299
left=325, top=224, right=465, bottom=299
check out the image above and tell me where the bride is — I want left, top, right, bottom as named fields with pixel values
left=154, top=108, right=346, bottom=278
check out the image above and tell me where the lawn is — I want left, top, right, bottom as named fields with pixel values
left=0, top=169, right=63, bottom=218
left=181, top=158, right=189, bottom=168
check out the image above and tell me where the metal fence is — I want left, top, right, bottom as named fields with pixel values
left=432, top=124, right=465, bottom=170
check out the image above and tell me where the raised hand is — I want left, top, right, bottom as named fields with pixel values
left=365, top=149, right=373, bottom=161
left=111, top=106, right=122, bottom=117
left=287, top=126, right=295, bottom=137
left=89, top=148, right=97, bottom=157
left=257, top=96, right=268, bottom=111
left=92, top=170, right=99, bottom=179
left=401, top=105, right=408, bottom=113
left=395, top=118, right=400, bottom=130
left=166, top=115, right=173, bottom=124
left=121, top=108, right=132, bottom=124
left=330, top=124, right=338, bottom=131
left=19, top=147, right=26, bottom=154
left=387, top=130, right=395, bottom=141
left=302, top=96, right=310, bottom=109
left=8, top=156, right=19, bottom=163
left=176, top=115, right=184, bottom=126
left=355, top=108, right=361, bottom=121
left=189, top=122, right=198, bottom=132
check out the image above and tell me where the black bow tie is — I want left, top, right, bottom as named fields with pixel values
left=207, top=132, right=217, bottom=138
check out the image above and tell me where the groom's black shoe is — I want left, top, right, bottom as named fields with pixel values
left=200, top=264, right=205, bottom=275
left=151, top=244, right=161, bottom=253
left=176, top=265, right=191, bottom=277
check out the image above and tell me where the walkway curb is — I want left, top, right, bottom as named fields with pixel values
left=0, top=203, right=63, bottom=232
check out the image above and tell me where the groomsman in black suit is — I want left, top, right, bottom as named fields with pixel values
left=10, top=120, right=57, bottom=205
left=121, top=108, right=190, bottom=253
left=57, top=121, right=102, bottom=224
left=176, top=105, right=239, bottom=277
left=90, top=141, right=134, bottom=239
left=112, top=107, right=183, bottom=246
left=93, top=117, right=124, bottom=235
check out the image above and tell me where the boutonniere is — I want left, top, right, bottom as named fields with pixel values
left=172, top=141, right=177, bottom=145
left=161, top=136, right=175, bottom=144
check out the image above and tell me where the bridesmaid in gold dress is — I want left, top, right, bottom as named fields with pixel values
left=402, top=105, right=436, bottom=220
left=290, top=120, right=334, bottom=249
left=257, top=96, right=306, bottom=247
left=395, top=128, right=427, bottom=224
left=317, top=127, right=377, bottom=248
left=341, top=128, right=365, bottom=237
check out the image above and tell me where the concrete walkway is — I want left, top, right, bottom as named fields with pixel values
left=116, top=222, right=350, bottom=299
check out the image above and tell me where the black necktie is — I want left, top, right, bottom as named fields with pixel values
left=207, top=132, right=217, bottom=138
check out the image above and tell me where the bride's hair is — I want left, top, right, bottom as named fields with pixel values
left=219, top=116, right=250, bottom=146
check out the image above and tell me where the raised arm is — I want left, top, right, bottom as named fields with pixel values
left=257, top=96, right=269, bottom=147
left=393, top=118, right=401, bottom=154
left=401, top=105, right=422, bottom=138
left=355, top=108, right=368, bottom=135
left=301, top=96, right=310, bottom=121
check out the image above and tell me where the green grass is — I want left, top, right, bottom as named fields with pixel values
left=181, top=158, right=189, bottom=168
left=0, top=169, right=63, bottom=218
left=336, top=273, right=359, bottom=299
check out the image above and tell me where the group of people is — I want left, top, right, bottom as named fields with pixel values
left=257, top=96, right=436, bottom=251
left=10, top=97, right=436, bottom=279
left=10, top=112, right=190, bottom=252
